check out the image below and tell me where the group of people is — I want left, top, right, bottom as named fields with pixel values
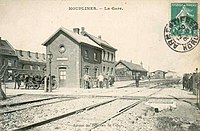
left=83, top=73, right=115, bottom=89
left=182, top=72, right=200, bottom=91
left=14, top=73, right=44, bottom=89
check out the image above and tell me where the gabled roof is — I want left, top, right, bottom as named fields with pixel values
left=116, top=60, right=147, bottom=72
left=83, top=31, right=117, bottom=51
left=0, top=38, right=17, bottom=56
left=151, top=70, right=167, bottom=73
left=42, top=27, right=102, bottom=49
left=16, top=50, right=46, bottom=63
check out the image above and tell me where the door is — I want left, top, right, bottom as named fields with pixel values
left=59, top=67, right=67, bottom=87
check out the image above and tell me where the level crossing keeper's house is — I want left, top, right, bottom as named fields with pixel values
left=42, top=27, right=103, bottom=88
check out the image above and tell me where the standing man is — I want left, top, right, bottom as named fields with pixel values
left=104, top=73, right=109, bottom=88
left=194, top=68, right=200, bottom=107
left=83, top=73, right=90, bottom=89
left=135, top=73, right=140, bottom=87
left=14, top=73, right=21, bottom=89
left=97, top=73, right=104, bottom=88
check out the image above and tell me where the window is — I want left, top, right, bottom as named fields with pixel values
left=2, top=59, right=5, bottom=65
left=28, top=51, right=31, bottom=57
left=14, top=60, right=17, bottom=67
left=94, top=52, right=97, bottom=61
left=60, top=71, right=66, bottom=80
left=103, top=66, right=105, bottom=72
left=22, top=64, right=25, bottom=69
left=107, top=67, right=110, bottom=73
left=94, top=68, right=98, bottom=77
left=19, top=50, right=23, bottom=56
left=30, top=65, right=33, bottom=70
left=103, top=50, right=105, bottom=60
left=111, top=68, right=113, bottom=74
left=8, top=60, right=12, bottom=66
left=59, top=44, right=66, bottom=53
left=38, top=66, right=40, bottom=70
left=107, top=52, right=110, bottom=61
left=36, top=53, right=39, bottom=59
left=84, top=50, right=89, bottom=59
left=111, top=54, right=114, bottom=61
left=85, top=67, right=89, bottom=74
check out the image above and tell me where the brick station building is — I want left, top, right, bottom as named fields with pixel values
left=43, top=27, right=117, bottom=88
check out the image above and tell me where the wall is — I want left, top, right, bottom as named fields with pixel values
left=46, top=32, right=80, bottom=88
left=101, top=46, right=116, bottom=76
left=0, top=54, right=18, bottom=82
left=81, top=44, right=102, bottom=77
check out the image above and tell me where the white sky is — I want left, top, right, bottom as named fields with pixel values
left=0, top=0, right=199, bottom=74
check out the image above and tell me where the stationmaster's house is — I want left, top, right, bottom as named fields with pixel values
left=43, top=27, right=117, bottom=88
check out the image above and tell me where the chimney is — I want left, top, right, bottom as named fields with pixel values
left=73, top=28, right=80, bottom=34
left=81, top=27, right=85, bottom=35
left=98, top=35, right=101, bottom=39
left=130, top=60, right=132, bottom=63
left=140, top=61, right=143, bottom=67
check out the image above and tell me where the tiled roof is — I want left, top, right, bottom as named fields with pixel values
left=0, top=39, right=17, bottom=56
left=117, top=60, right=147, bottom=72
left=16, top=50, right=46, bottom=63
left=42, top=27, right=102, bottom=49
left=84, top=32, right=117, bottom=51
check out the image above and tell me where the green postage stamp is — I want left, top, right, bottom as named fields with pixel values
left=164, top=3, right=199, bottom=53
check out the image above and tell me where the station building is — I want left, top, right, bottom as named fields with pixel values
left=81, top=27, right=117, bottom=76
left=0, top=37, right=18, bottom=82
left=43, top=27, right=117, bottom=88
left=43, top=27, right=102, bottom=88
left=115, top=60, right=147, bottom=81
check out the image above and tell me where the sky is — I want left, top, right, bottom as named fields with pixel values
left=0, top=0, right=199, bottom=74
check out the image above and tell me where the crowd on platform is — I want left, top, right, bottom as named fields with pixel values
left=182, top=71, right=200, bottom=92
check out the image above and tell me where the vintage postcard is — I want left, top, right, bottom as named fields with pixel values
left=0, top=0, right=200, bottom=131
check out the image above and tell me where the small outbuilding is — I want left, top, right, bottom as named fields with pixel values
left=115, top=60, right=147, bottom=81
left=150, top=70, right=167, bottom=79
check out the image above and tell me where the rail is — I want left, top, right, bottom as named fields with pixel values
left=13, top=80, right=176, bottom=130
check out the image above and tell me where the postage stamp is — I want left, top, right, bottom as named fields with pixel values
left=164, top=3, right=199, bottom=53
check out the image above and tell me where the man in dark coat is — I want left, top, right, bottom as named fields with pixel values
left=135, top=73, right=140, bottom=87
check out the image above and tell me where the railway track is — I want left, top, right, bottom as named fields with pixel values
left=88, top=88, right=163, bottom=131
left=0, top=97, right=78, bottom=114
left=12, top=80, right=176, bottom=131
left=0, top=96, right=59, bottom=108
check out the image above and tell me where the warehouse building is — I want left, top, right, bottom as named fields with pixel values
left=16, top=50, right=46, bottom=76
left=115, top=60, right=147, bottom=81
